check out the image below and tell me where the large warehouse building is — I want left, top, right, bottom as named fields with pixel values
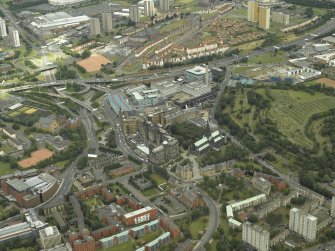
left=48, top=0, right=88, bottom=5
left=1, top=173, right=60, bottom=208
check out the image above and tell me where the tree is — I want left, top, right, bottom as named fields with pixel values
left=12, top=123, right=20, bottom=130
left=81, top=50, right=91, bottom=59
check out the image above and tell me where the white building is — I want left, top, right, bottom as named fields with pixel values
left=331, top=197, right=335, bottom=217
left=272, top=11, right=289, bottom=26
left=289, top=208, right=318, bottom=241
left=129, top=5, right=140, bottom=23
left=90, top=18, right=101, bottom=36
left=48, top=0, right=88, bottom=5
left=9, top=27, right=20, bottom=47
left=144, top=0, right=155, bottom=17
left=0, top=17, right=7, bottom=37
left=159, top=0, right=169, bottom=12
left=242, top=222, right=269, bottom=251
left=39, top=226, right=62, bottom=249
left=102, top=13, right=113, bottom=33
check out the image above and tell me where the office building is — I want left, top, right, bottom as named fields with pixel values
left=9, top=27, right=20, bottom=47
left=159, top=0, right=169, bottom=12
left=101, top=13, right=113, bottom=33
left=242, top=222, right=269, bottom=251
left=247, top=1, right=259, bottom=22
left=259, top=7, right=270, bottom=30
left=331, top=197, right=335, bottom=217
left=39, top=226, right=62, bottom=249
left=289, top=208, right=318, bottom=241
left=144, top=0, right=155, bottom=17
left=272, top=11, right=289, bottom=26
left=129, top=5, right=140, bottom=23
left=89, top=18, right=101, bottom=36
left=0, top=17, right=7, bottom=37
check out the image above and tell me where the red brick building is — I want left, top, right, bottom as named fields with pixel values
left=69, top=229, right=96, bottom=251
left=75, top=185, right=115, bottom=202
left=91, top=225, right=120, bottom=240
left=159, top=216, right=180, bottom=238
left=116, top=195, right=142, bottom=210
left=123, top=206, right=158, bottom=226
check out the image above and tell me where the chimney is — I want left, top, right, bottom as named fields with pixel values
left=205, top=63, right=209, bottom=85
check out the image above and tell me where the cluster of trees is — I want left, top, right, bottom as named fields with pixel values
left=104, top=162, right=122, bottom=173
left=170, top=122, right=204, bottom=149
left=55, top=65, right=77, bottom=80
left=24, top=60, right=38, bottom=69
left=106, top=130, right=117, bottom=149
left=80, top=201, right=105, bottom=231
left=284, top=0, right=335, bottom=8
left=0, top=237, right=37, bottom=251
left=216, top=84, right=335, bottom=198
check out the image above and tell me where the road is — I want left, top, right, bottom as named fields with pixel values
left=194, top=188, right=220, bottom=251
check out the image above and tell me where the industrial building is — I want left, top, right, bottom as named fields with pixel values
left=130, top=89, right=160, bottom=108
left=48, top=0, right=88, bottom=5
left=1, top=173, right=60, bottom=208
left=31, top=12, right=90, bottom=31
left=185, top=65, right=211, bottom=83
left=107, top=94, right=133, bottom=115
left=39, top=226, right=62, bottom=249
left=289, top=208, right=318, bottom=241
left=122, top=206, right=158, bottom=226
left=242, top=222, right=270, bottom=251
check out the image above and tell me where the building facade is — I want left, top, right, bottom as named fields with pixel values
left=129, top=5, right=140, bottom=23
left=258, top=7, right=270, bottom=30
left=0, top=17, right=7, bottom=37
left=102, top=13, right=113, bottom=33
left=289, top=208, right=318, bottom=241
left=90, top=18, right=101, bottom=36
left=39, top=226, right=62, bottom=249
left=159, top=0, right=169, bottom=12
left=144, top=0, right=155, bottom=17
left=9, top=27, right=20, bottom=47
left=247, top=1, right=259, bottom=22
left=272, top=11, right=289, bottom=26
left=242, top=223, right=269, bottom=251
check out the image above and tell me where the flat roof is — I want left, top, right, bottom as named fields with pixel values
left=186, top=66, right=207, bottom=75
left=230, top=194, right=266, bottom=209
left=123, top=206, right=153, bottom=219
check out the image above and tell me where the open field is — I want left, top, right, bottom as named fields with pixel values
left=316, top=78, right=335, bottom=88
left=18, top=148, right=54, bottom=168
left=77, top=54, right=111, bottom=73
left=142, top=188, right=161, bottom=197
left=149, top=173, right=167, bottom=185
left=189, top=216, right=209, bottom=239
left=24, top=108, right=37, bottom=114
left=135, top=230, right=163, bottom=246
left=248, top=51, right=288, bottom=64
left=0, top=161, right=14, bottom=176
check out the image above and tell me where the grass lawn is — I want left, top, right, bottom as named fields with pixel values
left=0, top=161, right=15, bottom=176
left=248, top=51, right=287, bottom=64
left=150, top=173, right=167, bottom=185
left=84, top=197, right=103, bottom=207
left=8, top=111, right=20, bottom=117
left=98, top=241, right=135, bottom=251
left=10, top=248, right=35, bottom=251
left=54, top=160, right=69, bottom=168
left=189, top=216, right=209, bottom=239
left=159, top=19, right=187, bottom=35
left=232, top=65, right=255, bottom=75
left=142, top=188, right=161, bottom=197
left=135, top=229, right=163, bottom=246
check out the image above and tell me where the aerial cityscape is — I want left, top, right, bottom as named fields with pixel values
left=0, top=0, right=334, bottom=250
